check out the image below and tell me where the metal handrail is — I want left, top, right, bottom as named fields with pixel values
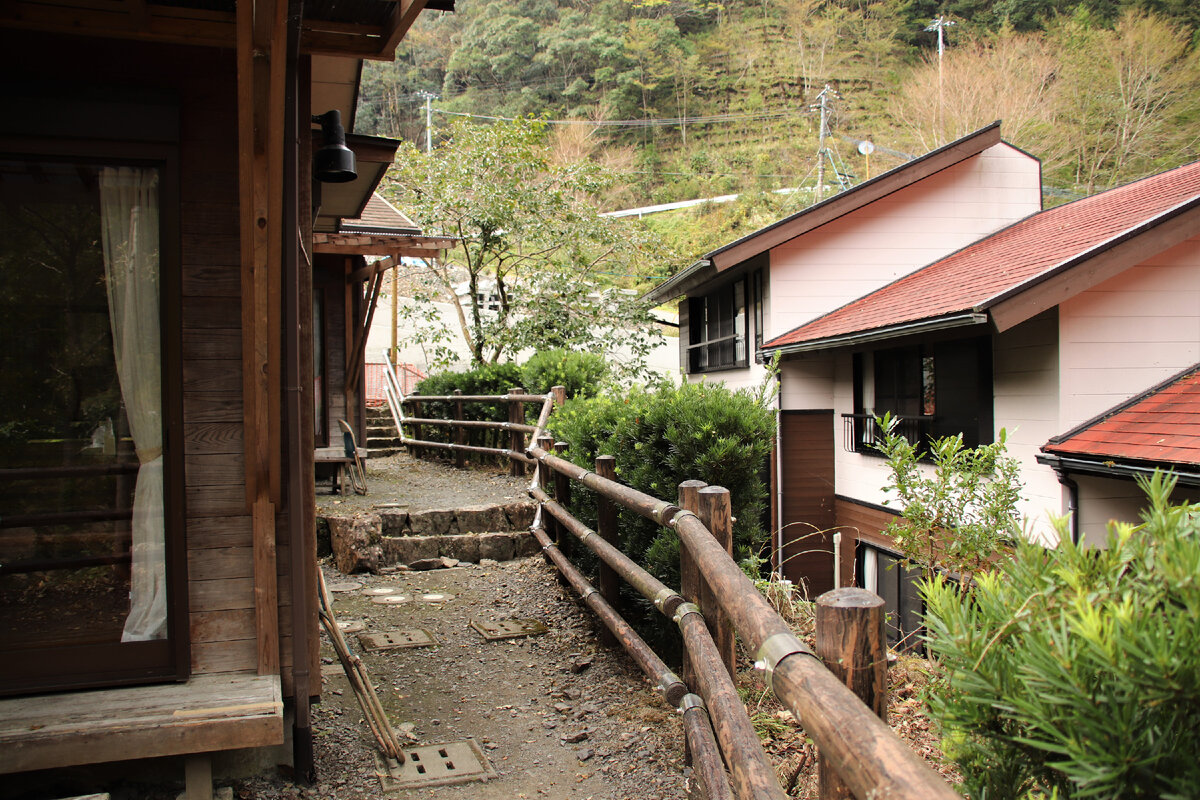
left=382, top=352, right=407, bottom=441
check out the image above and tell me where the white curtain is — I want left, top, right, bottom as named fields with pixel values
left=99, top=167, right=166, bottom=642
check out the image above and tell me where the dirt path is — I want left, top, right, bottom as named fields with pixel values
left=241, top=453, right=692, bottom=800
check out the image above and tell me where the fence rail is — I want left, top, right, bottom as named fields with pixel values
left=397, top=389, right=958, bottom=800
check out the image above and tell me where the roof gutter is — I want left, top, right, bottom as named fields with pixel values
left=1037, top=452, right=1200, bottom=488
left=643, top=258, right=713, bottom=304
left=760, top=312, right=988, bottom=356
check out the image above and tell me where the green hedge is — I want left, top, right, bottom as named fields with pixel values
left=412, top=363, right=524, bottom=450
left=549, top=379, right=775, bottom=585
left=520, top=348, right=608, bottom=399
left=922, top=473, right=1200, bottom=799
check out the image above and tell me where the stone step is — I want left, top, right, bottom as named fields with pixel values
left=367, top=447, right=404, bottom=458
left=320, top=501, right=538, bottom=573
left=366, top=435, right=402, bottom=447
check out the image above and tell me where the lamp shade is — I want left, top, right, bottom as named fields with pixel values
left=312, top=110, right=357, bottom=184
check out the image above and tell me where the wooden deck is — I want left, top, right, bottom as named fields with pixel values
left=0, top=674, right=283, bottom=773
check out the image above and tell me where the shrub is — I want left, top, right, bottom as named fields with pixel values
left=520, top=348, right=608, bottom=399
left=413, top=363, right=524, bottom=449
left=549, top=379, right=776, bottom=585
left=922, top=473, right=1200, bottom=799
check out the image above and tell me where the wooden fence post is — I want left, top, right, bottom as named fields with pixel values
left=452, top=389, right=464, bottom=469
left=553, top=441, right=570, bottom=558
left=411, top=393, right=422, bottom=460
left=815, top=588, right=887, bottom=800
left=595, top=455, right=619, bottom=648
left=551, top=384, right=567, bottom=408
left=698, top=486, right=736, bottom=681
left=509, top=387, right=526, bottom=477
left=677, top=479, right=707, bottom=692
left=537, top=435, right=556, bottom=559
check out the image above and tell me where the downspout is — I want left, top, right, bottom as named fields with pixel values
left=1058, top=470, right=1080, bottom=545
left=283, top=0, right=314, bottom=781
left=774, top=370, right=784, bottom=579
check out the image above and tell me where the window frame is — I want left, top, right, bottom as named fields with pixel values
left=0, top=136, right=189, bottom=695
left=686, top=277, right=749, bottom=374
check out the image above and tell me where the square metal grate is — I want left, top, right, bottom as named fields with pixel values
left=357, top=629, right=437, bottom=651
left=470, top=617, right=549, bottom=641
left=374, top=739, right=496, bottom=789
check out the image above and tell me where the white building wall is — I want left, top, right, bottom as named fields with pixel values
left=766, top=144, right=1041, bottom=340
left=1058, top=234, right=1200, bottom=429
left=992, top=312, right=1064, bottom=543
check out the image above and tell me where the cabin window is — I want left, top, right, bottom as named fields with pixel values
left=687, top=278, right=747, bottom=373
left=845, top=337, right=992, bottom=453
left=0, top=156, right=180, bottom=694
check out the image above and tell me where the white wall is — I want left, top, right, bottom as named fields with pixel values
left=1075, top=474, right=1196, bottom=547
left=767, top=144, right=1041, bottom=340
left=993, top=311, right=1064, bottom=542
left=1059, top=234, right=1200, bottom=428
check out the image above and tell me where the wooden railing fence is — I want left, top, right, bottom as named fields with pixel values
left=397, top=388, right=959, bottom=800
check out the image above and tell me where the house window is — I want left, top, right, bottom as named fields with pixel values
left=687, top=278, right=747, bottom=373
left=857, top=541, right=924, bottom=651
left=0, top=155, right=181, bottom=694
left=845, top=337, right=992, bottom=453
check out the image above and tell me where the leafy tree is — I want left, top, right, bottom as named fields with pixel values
left=384, top=117, right=669, bottom=379
left=1048, top=8, right=1200, bottom=193
left=923, top=473, right=1200, bottom=799
left=874, top=413, right=1023, bottom=584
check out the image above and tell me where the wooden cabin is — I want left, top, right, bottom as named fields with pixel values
left=0, top=1, right=450, bottom=794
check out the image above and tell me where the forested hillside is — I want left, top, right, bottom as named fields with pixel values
left=358, top=0, right=1199, bottom=215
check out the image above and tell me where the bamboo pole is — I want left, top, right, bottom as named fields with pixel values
left=400, top=417, right=538, bottom=434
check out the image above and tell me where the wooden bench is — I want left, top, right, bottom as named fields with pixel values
left=315, top=445, right=368, bottom=495
left=0, top=674, right=284, bottom=795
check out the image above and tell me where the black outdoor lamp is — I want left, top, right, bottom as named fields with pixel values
left=312, top=110, right=356, bottom=183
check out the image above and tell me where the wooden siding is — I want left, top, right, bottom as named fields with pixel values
left=779, top=411, right=836, bottom=598
left=833, top=496, right=899, bottom=589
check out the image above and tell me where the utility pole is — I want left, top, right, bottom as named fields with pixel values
left=416, top=90, right=438, bottom=153
left=924, top=16, right=955, bottom=140
left=814, top=84, right=835, bottom=203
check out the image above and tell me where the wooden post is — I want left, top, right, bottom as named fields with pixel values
left=815, top=588, right=887, bottom=800
left=537, top=435, right=556, bottom=557
left=595, top=455, right=619, bottom=647
left=411, top=393, right=422, bottom=460
left=453, top=389, right=464, bottom=469
left=551, top=384, right=567, bottom=408
left=677, top=479, right=707, bottom=692
left=699, top=486, right=737, bottom=681
left=553, top=441, right=570, bottom=558
left=509, top=387, right=526, bottom=477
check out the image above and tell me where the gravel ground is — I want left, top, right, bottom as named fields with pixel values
left=236, top=557, right=691, bottom=800
left=316, top=452, right=531, bottom=516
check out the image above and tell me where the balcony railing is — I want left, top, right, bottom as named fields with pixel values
left=841, top=412, right=934, bottom=454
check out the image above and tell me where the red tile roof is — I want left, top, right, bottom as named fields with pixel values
left=1043, top=366, right=1200, bottom=466
left=764, top=159, right=1200, bottom=350
left=340, top=192, right=420, bottom=233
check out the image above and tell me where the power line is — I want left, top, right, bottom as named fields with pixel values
left=433, top=107, right=811, bottom=128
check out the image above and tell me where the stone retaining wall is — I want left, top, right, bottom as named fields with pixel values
left=323, top=501, right=538, bottom=574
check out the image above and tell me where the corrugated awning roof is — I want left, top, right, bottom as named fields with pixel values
left=762, top=158, right=1200, bottom=353
left=1042, top=365, right=1200, bottom=468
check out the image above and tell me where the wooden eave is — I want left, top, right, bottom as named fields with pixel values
left=0, top=0, right=432, bottom=60
left=314, top=233, right=456, bottom=263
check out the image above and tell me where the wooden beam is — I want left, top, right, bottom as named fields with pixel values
left=2, top=2, right=235, bottom=48
left=347, top=270, right=384, bottom=389
left=347, top=256, right=395, bottom=284
left=253, top=497, right=280, bottom=674
left=378, top=0, right=428, bottom=57
left=267, top=0, right=288, bottom=505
